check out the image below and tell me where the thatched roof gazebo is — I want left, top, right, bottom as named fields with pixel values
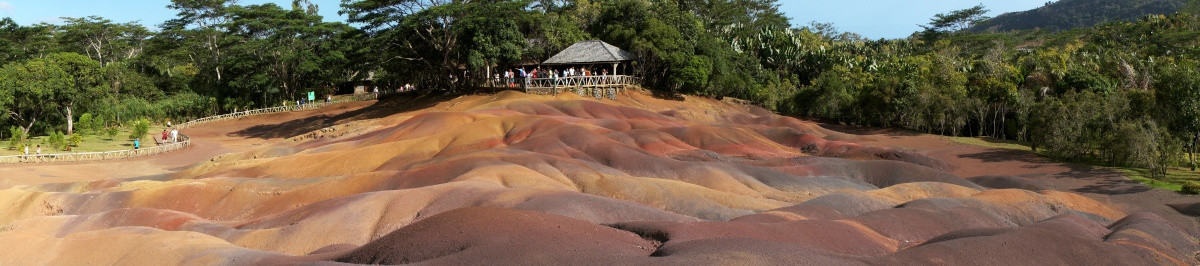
left=543, top=40, right=635, bottom=74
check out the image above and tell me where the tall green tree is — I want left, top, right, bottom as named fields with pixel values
left=921, top=4, right=991, bottom=40
left=1157, top=59, right=1200, bottom=170
left=343, top=0, right=533, bottom=90
left=0, top=19, right=56, bottom=62
left=222, top=2, right=359, bottom=105
left=0, top=54, right=74, bottom=135
left=57, top=16, right=151, bottom=66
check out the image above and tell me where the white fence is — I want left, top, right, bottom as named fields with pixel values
left=180, top=92, right=381, bottom=129
left=0, top=92, right=384, bottom=164
left=0, top=134, right=191, bottom=164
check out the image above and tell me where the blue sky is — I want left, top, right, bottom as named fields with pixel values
left=1, top=0, right=348, bottom=27
left=779, top=0, right=1050, bottom=39
left=2, top=0, right=1049, bottom=39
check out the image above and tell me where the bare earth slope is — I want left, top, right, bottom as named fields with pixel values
left=0, top=90, right=1196, bottom=265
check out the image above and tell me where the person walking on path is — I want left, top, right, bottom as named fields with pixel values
left=170, top=128, right=179, bottom=143
left=133, top=139, right=140, bottom=150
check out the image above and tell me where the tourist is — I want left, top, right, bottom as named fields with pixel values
left=161, top=130, right=169, bottom=144
left=552, top=70, right=559, bottom=86
left=508, top=69, right=516, bottom=87
left=23, top=145, right=28, bottom=155
left=519, top=68, right=529, bottom=87
left=171, top=128, right=179, bottom=143
left=35, top=145, right=40, bottom=155
left=502, top=70, right=511, bottom=87
left=133, top=139, right=139, bottom=150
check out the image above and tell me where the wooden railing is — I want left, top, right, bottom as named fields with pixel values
left=179, top=92, right=382, bottom=129
left=471, top=75, right=639, bottom=100
left=521, top=75, right=639, bottom=100
left=0, top=92, right=386, bottom=164
left=0, top=134, right=191, bottom=164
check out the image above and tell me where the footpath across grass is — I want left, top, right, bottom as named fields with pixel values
left=945, top=135, right=1200, bottom=195
left=1, top=125, right=172, bottom=156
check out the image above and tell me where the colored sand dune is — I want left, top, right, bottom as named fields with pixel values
left=0, top=90, right=1196, bottom=265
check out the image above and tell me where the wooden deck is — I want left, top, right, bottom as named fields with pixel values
left=481, top=75, right=639, bottom=100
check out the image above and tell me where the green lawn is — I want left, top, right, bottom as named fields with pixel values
left=945, top=135, right=1200, bottom=194
left=946, top=136, right=1033, bottom=152
left=1, top=125, right=171, bottom=155
left=1116, top=168, right=1188, bottom=192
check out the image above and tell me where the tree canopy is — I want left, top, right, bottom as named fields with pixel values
left=3, top=0, right=1200, bottom=176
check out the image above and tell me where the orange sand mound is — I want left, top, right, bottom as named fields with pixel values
left=0, top=90, right=1195, bottom=264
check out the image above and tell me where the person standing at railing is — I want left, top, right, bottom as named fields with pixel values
left=171, top=128, right=179, bottom=143
left=519, top=67, right=528, bottom=88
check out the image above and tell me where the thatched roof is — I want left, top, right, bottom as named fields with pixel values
left=542, top=40, right=635, bottom=65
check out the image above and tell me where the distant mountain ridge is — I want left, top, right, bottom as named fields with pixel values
left=969, top=0, right=1188, bottom=32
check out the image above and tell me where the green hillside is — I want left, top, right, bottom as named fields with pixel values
left=970, top=0, right=1186, bottom=32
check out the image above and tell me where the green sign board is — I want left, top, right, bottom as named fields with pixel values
left=308, top=91, right=316, bottom=101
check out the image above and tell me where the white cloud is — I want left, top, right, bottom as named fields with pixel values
left=0, top=2, right=12, bottom=15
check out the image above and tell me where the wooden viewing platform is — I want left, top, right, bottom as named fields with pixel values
left=483, top=75, right=639, bottom=100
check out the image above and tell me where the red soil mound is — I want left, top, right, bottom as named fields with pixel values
left=336, top=207, right=656, bottom=264
left=0, top=90, right=1194, bottom=264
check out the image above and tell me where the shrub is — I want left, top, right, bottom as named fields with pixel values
left=7, top=126, right=25, bottom=150
left=1182, top=181, right=1200, bottom=195
left=129, top=118, right=150, bottom=140
left=44, top=131, right=67, bottom=151
left=67, top=133, right=83, bottom=149
left=105, top=126, right=120, bottom=140
left=77, top=113, right=95, bottom=135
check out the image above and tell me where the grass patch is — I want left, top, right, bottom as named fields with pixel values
left=947, top=135, right=1200, bottom=194
left=1, top=125, right=171, bottom=155
left=945, top=136, right=1033, bottom=152
left=1115, top=168, right=1187, bottom=192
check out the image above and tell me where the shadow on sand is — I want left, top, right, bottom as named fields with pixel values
left=231, top=92, right=452, bottom=140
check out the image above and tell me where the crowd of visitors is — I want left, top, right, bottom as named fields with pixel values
left=491, top=66, right=615, bottom=88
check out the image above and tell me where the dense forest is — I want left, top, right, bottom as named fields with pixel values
left=4, top=0, right=1200, bottom=176
left=970, top=0, right=1186, bottom=32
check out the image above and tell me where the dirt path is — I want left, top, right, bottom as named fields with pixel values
left=0, top=100, right=379, bottom=187
left=826, top=125, right=1200, bottom=236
